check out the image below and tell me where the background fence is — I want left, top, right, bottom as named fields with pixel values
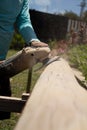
left=30, top=10, right=87, bottom=42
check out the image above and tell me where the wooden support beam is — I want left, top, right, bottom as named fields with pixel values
left=0, top=95, right=27, bottom=113
left=22, top=93, right=30, bottom=100
left=14, top=58, right=87, bottom=130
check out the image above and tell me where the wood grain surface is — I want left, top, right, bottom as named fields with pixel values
left=14, top=58, right=87, bottom=130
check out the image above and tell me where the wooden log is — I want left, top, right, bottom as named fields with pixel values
left=22, top=93, right=30, bottom=100
left=0, top=93, right=30, bottom=113
left=0, top=96, right=26, bottom=113
left=14, top=58, right=87, bottom=130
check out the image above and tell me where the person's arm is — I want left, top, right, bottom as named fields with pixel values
left=16, top=0, right=40, bottom=44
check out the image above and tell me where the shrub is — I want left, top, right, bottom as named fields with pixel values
left=68, top=44, right=87, bottom=80
left=10, top=32, right=25, bottom=50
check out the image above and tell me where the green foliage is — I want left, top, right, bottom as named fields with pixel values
left=63, top=10, right=80, bottom=20
left=0, top=113, right=19, bottom=130
left=48, top=40, right=57, bottom=49
left=10, top=32, right=25, bottom=50
left=68, top=44, right=87, bottom=80
left=83, top=10, right=87, bottom=22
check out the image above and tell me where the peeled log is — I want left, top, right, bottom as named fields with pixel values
left=14, top=58, right=87, bottom=130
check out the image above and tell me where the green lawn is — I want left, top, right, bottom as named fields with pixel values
left=67, top=44, right=87, bottom=81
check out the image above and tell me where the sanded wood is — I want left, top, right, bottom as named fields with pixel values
left=14, top=58, right=87, bottom=130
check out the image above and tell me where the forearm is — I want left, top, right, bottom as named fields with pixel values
left=16, top=0, right=39, bottom=44
left=19, top=25, right=40, bottom=44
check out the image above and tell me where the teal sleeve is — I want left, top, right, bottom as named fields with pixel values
left=16, top=0, right=39, bottom=44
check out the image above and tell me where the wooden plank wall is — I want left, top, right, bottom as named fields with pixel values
left=14, top=58, right=87, bottom=130
left=67, top=19, right=87, bottom=33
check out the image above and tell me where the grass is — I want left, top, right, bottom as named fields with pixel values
left=67, top=44, right=87, bottom=81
